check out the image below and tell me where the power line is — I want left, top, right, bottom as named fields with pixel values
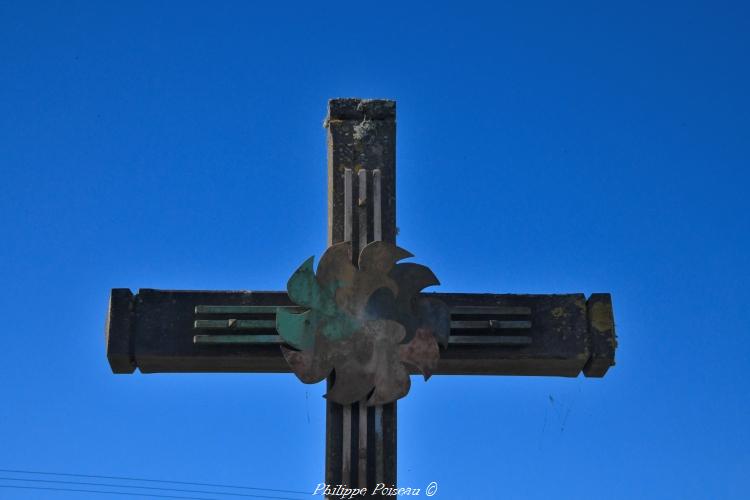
left=0, top=468, right=309, bottom=495
left=0, top=484, right=226, bottom=500
left=0, top=476, right=305, bottom=500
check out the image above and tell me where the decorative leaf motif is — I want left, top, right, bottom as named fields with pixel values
left=416, top=297, right=451, bottom=348
left=276, top=255, right=361, bottom=350
left=316, top=242, right=355, bottom=290
left=276, top=308, right=314, bottom=350
left=364, top=320, right=410, bottom=406
left=277, top=241, right=449, bottom=405
left=359, top=241, right=413, bottom=275
left=399, top=328, right=440, bottom=380
left=286, top=256, right=337, bottom=316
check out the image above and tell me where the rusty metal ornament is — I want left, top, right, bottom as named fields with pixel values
left=277, top=241, right=449, bottom=405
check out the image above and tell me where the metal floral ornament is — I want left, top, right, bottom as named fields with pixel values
left=276, top=241, right=449, bottom=406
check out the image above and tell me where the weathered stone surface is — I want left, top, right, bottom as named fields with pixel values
left=105, top=289, right=614, bottom=377
left=583, top=293, right=617, bottom=377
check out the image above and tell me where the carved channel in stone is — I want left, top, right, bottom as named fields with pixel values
left=193, top=304, right=533, bottom=346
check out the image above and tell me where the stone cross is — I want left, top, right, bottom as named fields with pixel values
left=105, top=98, right=616, bottom=496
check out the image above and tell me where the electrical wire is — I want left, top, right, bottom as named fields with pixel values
left=0, top=484, right=227, bottom=500
left=0, top=476, right=305, bottom=500
left=0, top=468, right=309, bottom=495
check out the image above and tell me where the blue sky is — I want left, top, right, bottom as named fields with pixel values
left=1, top=1, right=748, bottom=499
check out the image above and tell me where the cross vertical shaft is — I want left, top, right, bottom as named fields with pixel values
left=325, top=98, right=397, bottom=492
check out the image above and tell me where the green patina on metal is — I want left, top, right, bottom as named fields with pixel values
left=276, top=255, right=362, bottom=350
left=277, top=240, right=451, bottom=406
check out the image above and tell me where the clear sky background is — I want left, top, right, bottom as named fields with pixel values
left=1, top=1, right=749, bottom=499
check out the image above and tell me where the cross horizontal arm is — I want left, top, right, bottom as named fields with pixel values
left=106, top=288, right=615, bottom=378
